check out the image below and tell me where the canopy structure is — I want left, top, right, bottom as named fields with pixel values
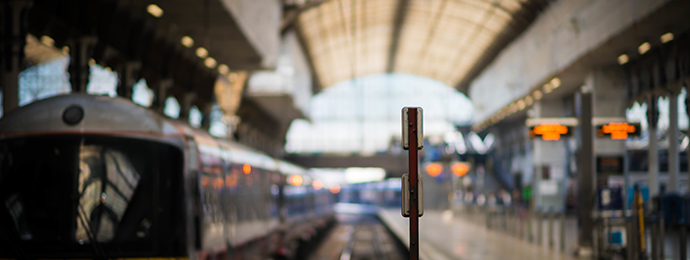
left=294, top=0, right=548, bottom=92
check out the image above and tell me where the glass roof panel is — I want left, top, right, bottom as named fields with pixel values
left=297, top=0, right=529, bottom=89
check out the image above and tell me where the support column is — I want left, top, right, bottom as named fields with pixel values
left=1, top=1, right=31, bottom=114
left=531, top=99, right=568, bottom=211
left=150, top=79, right=173, bottom=114
left=177, top=92, right=197, bottom=121
left=68, top=37, right=98, bottom=93
left=199, top=103, right=212, bottom=131
left=576, top=85, right=595, bottom=253
left=116, top=62, right=141, bottom=99
left=648, top=95, right=659, bottom=197
left=668, top=91, right=680, bottom=192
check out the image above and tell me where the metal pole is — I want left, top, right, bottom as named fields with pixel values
left=681, top=221, right=687, bottom=260
left=558, top=211, right=565, bottom=253
left=669, top=91, right=680, bottom=192
left=408, top=108, right=419, bottom=260
left=549, top=209, right=555, bottom=248
left=538, top=209, right=543, bottom=245
left=648, top=95, right=660, bottom=197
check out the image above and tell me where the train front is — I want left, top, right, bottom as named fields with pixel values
left=0, top=94, right=189, bottom=258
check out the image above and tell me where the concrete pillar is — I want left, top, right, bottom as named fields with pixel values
left=150, top=79, right=174, bottom=114
left=648, top=95, right=660, bottom=197
left=199, top=103, right=212, bottom=131
left=68, top=37, right=98, bottom=92
left=177, top=92, right=197, bottom=121
left=1, top=1, right=31, bottom=114
left=576, top=86, right=595, bottom=253
left=116, top=62, right=141, bottom=99
left=668, top=91, right=680, bottom=192
left=531, top=99, right=567, bottom=211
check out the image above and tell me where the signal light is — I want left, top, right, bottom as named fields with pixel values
left=242, top=164, right=251, bottom=174
left=426, top=163, right=443, bottom=177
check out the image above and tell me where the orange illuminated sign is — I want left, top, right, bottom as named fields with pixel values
left=312, top=180, right=323, bottom=190
left=597, top=122, right=640, bottom=140
left=242, top=164, right=251, bottom=174
left=425, top=163, right=443, bottom=177
left=530, top=123, right=571, bottom=141
left=289, top=175, right=303, bottom=186
left=330, top=184, right=341, bottom=194
left=451, top=163, right=470, bottom=177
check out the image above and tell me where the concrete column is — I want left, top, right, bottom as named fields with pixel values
left=199, top=103, right=212, bottom=131
left=668, top=91, right=680, bottom=192
left=576, top=86, right=595, bottom=253
left=177, top=92, right=197, bottom=121
left=116, top=62, right=141, bottom=99
left=150, top=79, right=173, bottom=114
left=648, top=96, right=660, bottom=197
left=1, top=1, right=31, bottom=114
left=531, top=99, right=567, bottom=211
left=68, top=37, right=98, bottom=92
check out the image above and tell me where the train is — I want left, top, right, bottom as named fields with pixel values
left=0, top=94, right=335, bottom=260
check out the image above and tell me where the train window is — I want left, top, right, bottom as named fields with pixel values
left=0, top=135, right=183, bottom=255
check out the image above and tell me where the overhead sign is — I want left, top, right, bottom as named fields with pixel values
left=451, top=162, right=470, bottom=177
left=596, top=122, right=641, bottom=140
left=530, top=123, right=572, bottom=141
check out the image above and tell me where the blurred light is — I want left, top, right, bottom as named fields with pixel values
left=40, top=35, right=54, bottom=47
left=105, top=67, right=111, bottom=71
left=451, top=163, right=469, bottom=177
left=543, top=83, right=553, bottom=93
left=330, top=184, right=341, bottom=194
left=218, top=64, right=229, bottom=75
left=525, top=96, right=533, bottom=105
left=517, top=99, right=526, bottom=110
left=88, top=59, right=96, bottom=67
left=196, top=47, right=208, bottom=58
left=204, top=57, right=217, bottom=68
left=147, top=4, right=164, bottom=17
left=345, top=167, right=385, bottom=183
left=312, top=179, right=323, bottom=190
left=618, top=54, right=629, bottom=65
left=242, top=164, right=251, bottom=174
left=509, top=103, right=518, bottom=113
left=638, top=42, right=651, bottom=55
left=661, top=32, right=674, bottom=43
left=181, top=36, right=194, bottom=48
left=551, top=77, right=561, bottom=88
left=425, top=163, right=443, bottom=177
left=290, top=175, right=303, bottom=186
left=533, top=90, right=543, bottom=100
left=62, top=46, right=70, bottom=55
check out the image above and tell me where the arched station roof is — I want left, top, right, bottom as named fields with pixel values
left=293, top=0, right=549, bottom=92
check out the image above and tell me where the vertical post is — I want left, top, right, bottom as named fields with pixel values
left=577, top=88, right=596, bottom=254
left=1, top=1, right=31, bottom=115
left=648, top=95, right=659, bottom=197
left=559, top=211, right=566, bottom=252
left=549, top=209, right=555, bottom=248
left=407, top=108, right=419, bottom=260
left=668, top=91, right=680, bottom=192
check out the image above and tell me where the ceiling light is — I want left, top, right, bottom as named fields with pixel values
left=661, top=32, right=674, bottom=43
left=88, top=58, right=96, bottom=66
left=196, top=47, right=208, bottom=58
left=638, top=42, right=650, bottom=55
left=551, top=77, right=561, bottom=88
left=62, top=46, right=70, bottom=55
left=618, top=54, right=629, bottom=65
left=533, top=90, right=543, bottom=100
left=543, top=83, right=553, bottom=93
left=147, top=4, right=163, bottom=18
left=517, top=99, right=526, bottom=110
left=204, top=57, right=217, bottom=68
left=510, top=103, right=518, bottom=113
left=181, top=36, right=194, bottom=48
left=218, top=64, right=229, bottom=75
left=40, top=35, right=54, bottom=47
left=525, top=96, right=533, bottom=105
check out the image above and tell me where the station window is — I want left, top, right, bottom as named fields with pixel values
left=132, top=79, right=154, bottom=107
left=189, top=106, right=202, bottom=128
left=163, top=97, right=180, bottom=118
left=86, top=64, right=118, bottom=97
left=18, top=56, right=71, bottom=106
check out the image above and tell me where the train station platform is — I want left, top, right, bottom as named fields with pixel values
left=378, top=209, right=576, bottom=260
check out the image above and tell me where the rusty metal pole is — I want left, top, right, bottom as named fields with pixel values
left=408, top=108, right=420, bottom=260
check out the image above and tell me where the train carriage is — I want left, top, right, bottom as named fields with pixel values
left=0, top=94, right=334, bottom=260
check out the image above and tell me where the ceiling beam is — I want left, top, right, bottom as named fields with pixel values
left=386, top=0, right=410, bottom=73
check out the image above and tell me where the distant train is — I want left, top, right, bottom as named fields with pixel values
left=0, top=94, right=335, bottom=260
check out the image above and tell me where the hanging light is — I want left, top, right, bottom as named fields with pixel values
left=181, top=36, right=194, bottom=48
left=147, top=4, right=164, bottom=18
left=196, top=47, right=208, bottom=58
